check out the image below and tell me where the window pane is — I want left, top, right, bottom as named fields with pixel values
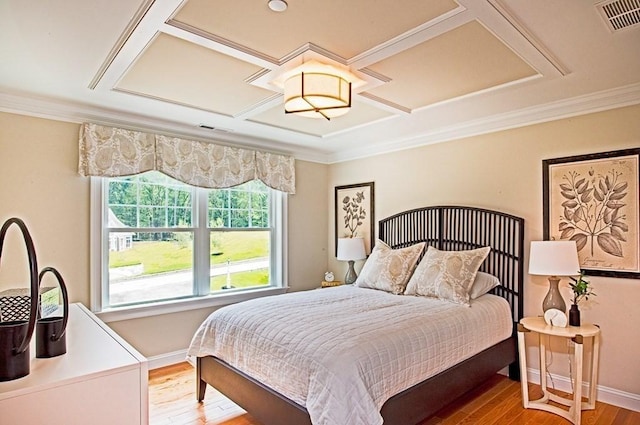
left=207, top=181, right=270, bottom=229
left=209, top=209, right=229, bottom=228
left=230, top=210, right=250, bottom=228
left=108, top=171, right=192, bottom=228
left=139, top=182, right=166, bottom=205
left=209, top=230, right=270, bottom=292
left=230, top=190, right=250, bottom=209
left=110, top=205, right=137, bottom=227
left=108, top=180, right=137, bottom=205
left=251, top=191, right=268, bottom=210
left=208, top=189, right=229, bottom=209
left=251, top=210, right=269, bottom=227
left=108, top=231, right=193, bottom=306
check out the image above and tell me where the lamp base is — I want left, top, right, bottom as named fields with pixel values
left=344, top=260, right=357, bottom=285
left=543, top=276, right=566, bottom=314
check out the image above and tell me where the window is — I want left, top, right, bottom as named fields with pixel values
left=91, top=171, right=287, bottom=319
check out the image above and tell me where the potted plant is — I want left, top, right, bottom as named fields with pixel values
left=568, top=270, right=596, bottom=326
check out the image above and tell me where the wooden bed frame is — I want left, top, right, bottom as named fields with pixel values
left=196, top=206, right=525, bottom=425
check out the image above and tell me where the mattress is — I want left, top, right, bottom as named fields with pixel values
left=187, top=285, right=512, bottom=425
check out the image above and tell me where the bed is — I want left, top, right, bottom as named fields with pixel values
left=188, top=205, right=524, bottom=425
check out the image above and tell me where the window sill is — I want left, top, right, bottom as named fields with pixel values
left=95, top=286, right=288, bottom=323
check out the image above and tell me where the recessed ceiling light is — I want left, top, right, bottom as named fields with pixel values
left=268, top=0, right=287, bottom=12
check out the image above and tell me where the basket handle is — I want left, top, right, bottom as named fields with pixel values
left=0, top=218, right=39, bottom=355
left=38, top=267, right=69, bottom=341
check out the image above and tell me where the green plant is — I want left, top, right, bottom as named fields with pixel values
left=568, top=270, right=596, bottom=305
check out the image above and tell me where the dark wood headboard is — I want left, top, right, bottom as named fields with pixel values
left=378, top=206, right=525, bottom=324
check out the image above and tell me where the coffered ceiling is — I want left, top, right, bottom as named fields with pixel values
left=1, top=0, right=639, bottom=162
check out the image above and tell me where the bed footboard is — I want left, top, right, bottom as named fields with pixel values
left=197, top=355, right=312, bottom=425
left=195, top=335, right=517, bottom=425
left=380, top=336, right=516, bottom=425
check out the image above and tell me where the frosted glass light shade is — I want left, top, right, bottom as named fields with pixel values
left=529, top=241, right=580, bottom=277
left=284, top=72, right=351, bottom=120
left=337, top=238, right=366, bottom=261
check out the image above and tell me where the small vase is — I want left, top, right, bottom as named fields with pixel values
left=569, top=304, right=581, bottom=327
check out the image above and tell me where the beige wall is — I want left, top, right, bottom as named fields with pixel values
left=328, top=104, right=640, bottom=397
left=0, top=114, right=90, bottom=302
left=0, top=112, right=329, bottom=359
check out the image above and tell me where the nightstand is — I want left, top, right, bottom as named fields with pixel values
left=517, top=316, right=600, bottom=425
left=321, top=280, right=343, bottom=288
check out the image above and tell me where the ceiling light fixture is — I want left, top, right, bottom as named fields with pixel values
left=283, top=62, right=354, bottom=121
left=268, top=0, right=288, bottom=12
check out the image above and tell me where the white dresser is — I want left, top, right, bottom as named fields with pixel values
left=0, top=303, right=148, bottom=425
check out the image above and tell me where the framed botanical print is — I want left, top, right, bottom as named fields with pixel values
left=334, top=182, right=375, bottom=256
left=543, top=148, right=640, bottom=279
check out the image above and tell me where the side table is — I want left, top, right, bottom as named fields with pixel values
left=517, top=316, right=600, bottom=425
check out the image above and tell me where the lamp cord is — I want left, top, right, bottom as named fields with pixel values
left=546, top=346, right=556, bottom=390
left=568, top=339, right=575, bottom=393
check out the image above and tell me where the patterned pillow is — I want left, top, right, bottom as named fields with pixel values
left=355, top=240, right=426, bottom=294
left=404, top=246, right=491, bottom=305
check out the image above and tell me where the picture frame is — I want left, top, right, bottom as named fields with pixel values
left=543, top=148, right=640, bottom=279
left=334, top=182, right=375, bottom=256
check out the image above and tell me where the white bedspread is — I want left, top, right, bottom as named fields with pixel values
left=187, top=285, right=512, bottom=425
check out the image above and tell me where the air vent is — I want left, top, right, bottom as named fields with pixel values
left=198, top=124, right=233, bottom=133
left=596, top=0, right=640, bottom=31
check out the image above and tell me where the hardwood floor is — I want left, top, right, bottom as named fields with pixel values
left=149, top=362, right=639, bottom=425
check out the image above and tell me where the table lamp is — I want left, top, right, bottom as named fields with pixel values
left=528, top=240, right=580, bottom=326
left=337, top=237, right=366, bottom=284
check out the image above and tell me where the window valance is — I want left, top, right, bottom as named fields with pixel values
left=78, top=123, right=295, bottom=194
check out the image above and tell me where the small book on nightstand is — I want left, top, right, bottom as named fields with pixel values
left=321, top=280, right=343, bottom=288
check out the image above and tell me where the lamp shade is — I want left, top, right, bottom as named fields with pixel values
left=529, top=241, right=580, bottom=276
left=337, top=237, right=366, bottom=261
left=284, top=72, right=351, bottom=120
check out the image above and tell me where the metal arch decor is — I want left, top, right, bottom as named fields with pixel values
left=543, top=148, right=640, bottom=279
left=334, top=182, right=375, bottom=257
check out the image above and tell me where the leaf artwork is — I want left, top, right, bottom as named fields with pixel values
left=342, top=191, right=366, bottom=237
left=557, top=168, right=628, bottom=257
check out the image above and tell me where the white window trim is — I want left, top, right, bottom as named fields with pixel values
left=89, top=177, right=288, bottom=323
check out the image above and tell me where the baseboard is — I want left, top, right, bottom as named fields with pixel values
left=147, top=349, right=189, bottom=370
left=527, top=367, right=640, bottom=412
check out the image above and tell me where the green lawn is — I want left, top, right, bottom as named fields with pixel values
left=210, top=269, right=269, bottom=290
left=109, top=230, right=269, bottom=275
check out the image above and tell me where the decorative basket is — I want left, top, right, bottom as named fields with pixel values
left=0, top=287, right=58, bottom=322
left=0, top=217, right=39, bottom=382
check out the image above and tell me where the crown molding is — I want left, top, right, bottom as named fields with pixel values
left=2, top=82, right=639, bottom=165
left=328, top=82, right=640, bottom=163
left=0, top=92, right=329, bottom=163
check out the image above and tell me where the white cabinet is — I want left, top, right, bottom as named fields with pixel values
left=0, top=303, right=148, bottom=425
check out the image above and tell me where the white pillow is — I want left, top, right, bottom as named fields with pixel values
left=468, top=271, right=500, bottom=299
left=404, top=246, right=491, bottom=306
left=355, top=240, right=425, bottom=294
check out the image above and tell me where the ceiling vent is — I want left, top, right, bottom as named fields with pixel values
left=198, top=124, right=233, bottom=133
left=596, top=0, right=640, bottom=31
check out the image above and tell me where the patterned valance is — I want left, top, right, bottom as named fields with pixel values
left=78, top=123, right=295, bottom=194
